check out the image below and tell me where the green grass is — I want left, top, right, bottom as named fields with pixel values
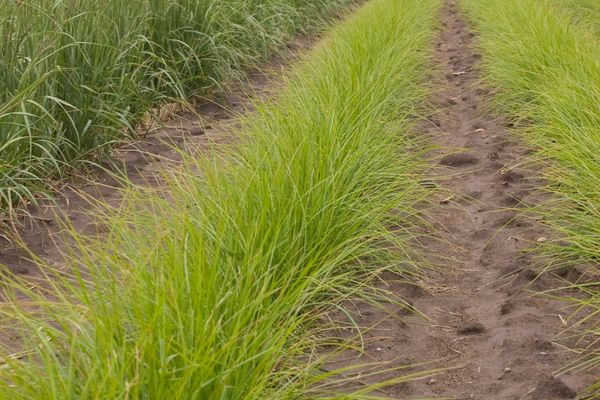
left=0, top=0, right=440, bottom=398
left=552, top=0, right=600, bottom=36
left=461, top=0, right=600, bottom=396
left=0, top=0, right=349, bottom=211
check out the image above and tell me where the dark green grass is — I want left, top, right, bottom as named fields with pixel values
left=0, top=0, right=350, bottom=211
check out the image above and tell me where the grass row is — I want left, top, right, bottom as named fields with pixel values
left=461, top=0, right=600, bottom=396
left=0, top=0, right=440, bottom=398
left=0, top=0, right=349, bottom=211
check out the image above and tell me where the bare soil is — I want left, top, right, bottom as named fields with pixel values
left=327, top=1, right=597, bottom=398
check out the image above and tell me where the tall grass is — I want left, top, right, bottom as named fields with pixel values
left=0, top=0, right=348, bottom=210
left=552, top=0, right=600, bottom=36
left=0, top=0, right=440, bottom=398
left=461, top=0, right=600, bottom=395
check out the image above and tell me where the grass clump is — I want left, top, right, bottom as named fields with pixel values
left=461, top=0, right=600, bottom=395
left=0, top=0, right=440, bottom=398
left=0, top=0, right=349, bottom=210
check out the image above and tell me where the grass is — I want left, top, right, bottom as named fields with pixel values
left=552, top=0, right=600, bottom=36
left=461, top=0, right=600, bottom=396
left=0, top=0, right=440, bottom=398
left=0, top=0, right=350, bottom=211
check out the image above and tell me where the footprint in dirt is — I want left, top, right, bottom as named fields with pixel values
left=531, top=377, right=577, bottom=399
left=439, top=152, right=479, bottom=167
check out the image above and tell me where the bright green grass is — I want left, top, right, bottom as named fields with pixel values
left=461, top=0, right=600, bottom=395
left=553, top=0, right=600, bottom=35
left=0, top=0, right=349, bottom=210
left=0, top=0, right=440, bottom=398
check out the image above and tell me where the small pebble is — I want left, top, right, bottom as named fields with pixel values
left=537, top=237, right=548, bottom=243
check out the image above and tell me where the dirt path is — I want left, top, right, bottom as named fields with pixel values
left=327, top=1, right=597, bottom=399
left=396, top=2, right=597, bottom=398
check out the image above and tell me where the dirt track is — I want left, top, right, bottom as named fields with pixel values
left=328, top=1, right=596, bottom=398
left=398, top=2, right=597, bottom=397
